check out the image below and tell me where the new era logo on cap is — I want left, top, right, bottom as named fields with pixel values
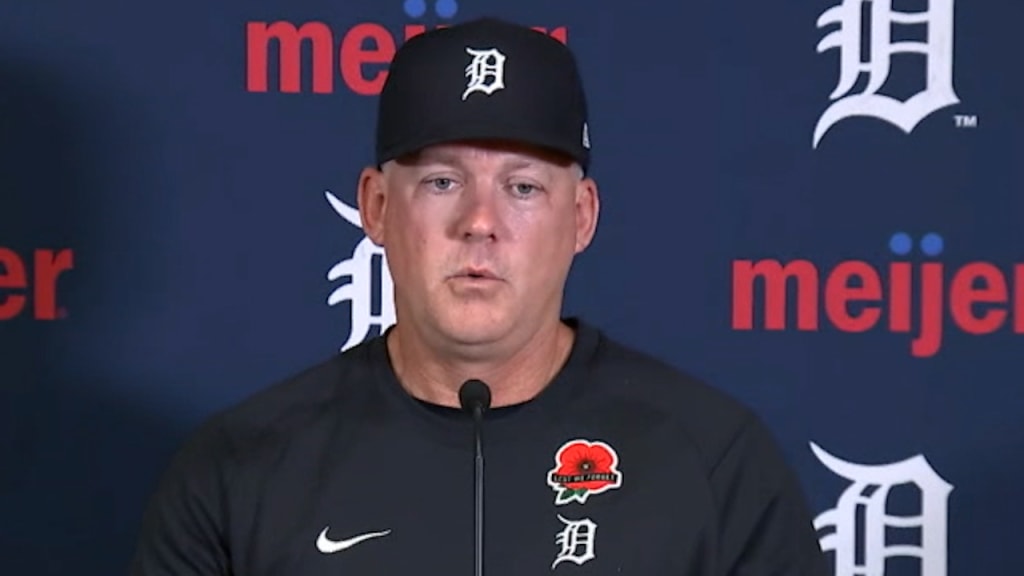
left=375, top=17, right=592, bottom=172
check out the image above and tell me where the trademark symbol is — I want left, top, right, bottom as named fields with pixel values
left=953, top=114, right=978, bottom=128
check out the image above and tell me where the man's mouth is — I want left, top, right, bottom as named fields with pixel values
left=454, top=267, right=500, bottom=280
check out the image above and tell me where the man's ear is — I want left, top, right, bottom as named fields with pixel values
left=357, top=166, right=387, bottom=246
left=574, top=176, right=600, bottom=254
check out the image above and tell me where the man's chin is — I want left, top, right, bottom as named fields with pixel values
left=432, top=310, right=515, bottom=347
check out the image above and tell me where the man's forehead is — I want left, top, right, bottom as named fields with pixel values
left=399, top=140, right=573, bottom=169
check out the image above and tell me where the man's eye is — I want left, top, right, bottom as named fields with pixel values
left=427, top=178, right=455, bottom=191
left=512, top=183, right=538, bottom=196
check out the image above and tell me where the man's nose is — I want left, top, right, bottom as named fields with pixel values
left=455, top=182, right=501, bottom=241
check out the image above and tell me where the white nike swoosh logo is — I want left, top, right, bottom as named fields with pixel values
left=316, top=527, right=391, bottom=554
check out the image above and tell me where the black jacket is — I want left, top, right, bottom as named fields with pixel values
left=130, top=318, right=830, bottom=575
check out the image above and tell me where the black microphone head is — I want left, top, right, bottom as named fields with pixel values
left=459, top=379, right=492, bottom=415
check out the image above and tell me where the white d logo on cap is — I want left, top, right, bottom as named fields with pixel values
left=462, top=47, right=506, bottom=100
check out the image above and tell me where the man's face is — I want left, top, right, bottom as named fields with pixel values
left=358, top=140, right=599, bottom=349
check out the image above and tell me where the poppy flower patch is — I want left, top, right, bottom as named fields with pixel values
left=546, top=439, right=622, bottom=505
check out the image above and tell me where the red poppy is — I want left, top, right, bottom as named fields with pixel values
left=551, top=441, right=619, bottom=491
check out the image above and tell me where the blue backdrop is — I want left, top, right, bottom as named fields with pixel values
left=2, top=0, right=1021, bottom=574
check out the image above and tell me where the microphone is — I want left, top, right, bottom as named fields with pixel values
left=459, top=379, right=491, bottom=576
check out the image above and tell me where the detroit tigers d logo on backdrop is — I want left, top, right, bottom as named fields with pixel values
left=323, top=191, right=396, bottom=352
left=812, top=0, right=967, bottom=147
left=811, top=442, right=953, bottom=576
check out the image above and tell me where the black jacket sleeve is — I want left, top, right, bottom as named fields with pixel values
left=709, top=414, right=831, bottom=576
left=129, top=420, right=233, bottom=576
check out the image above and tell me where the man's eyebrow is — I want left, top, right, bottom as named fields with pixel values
left=502, top=158, right=542, bottom=171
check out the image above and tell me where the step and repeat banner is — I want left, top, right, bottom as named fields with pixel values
left=2, top=0, right=1021, bottom=574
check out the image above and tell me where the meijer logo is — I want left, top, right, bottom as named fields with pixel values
left=246, top=0, right=567, bottom=96
left=0, top=247, right=74, bottom=320
left=731, top=233, right=1023, bottom=357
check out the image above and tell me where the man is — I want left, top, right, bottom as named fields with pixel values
left=130, top=17, right=830, bottom=576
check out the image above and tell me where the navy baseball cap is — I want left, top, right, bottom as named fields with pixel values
left=375, top=17, right=591, bottom=172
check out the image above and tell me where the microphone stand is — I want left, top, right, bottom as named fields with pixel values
left=472, top=401, right=484, bottom=576
left=459, top=379, right=491, bottom=576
